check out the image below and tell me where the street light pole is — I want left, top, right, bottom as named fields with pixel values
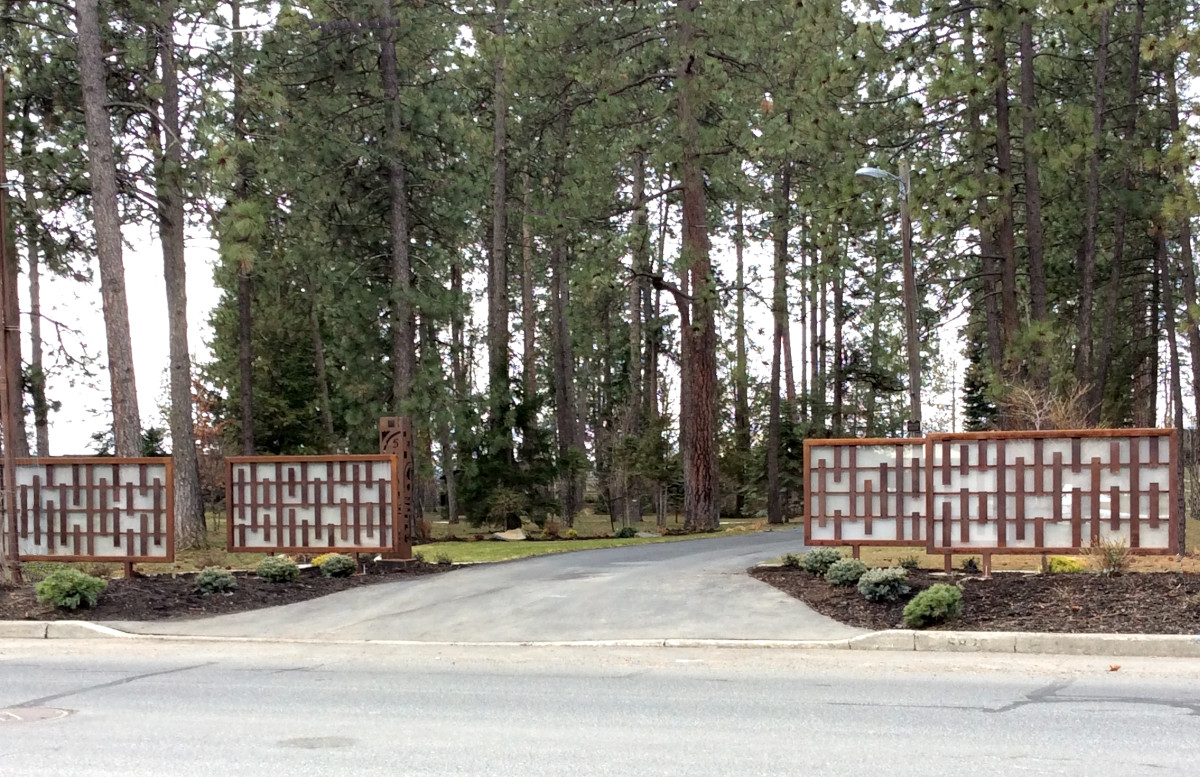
left=897, top=158, right=921, bottom=436
left=855, top=157, right=922, bottom=436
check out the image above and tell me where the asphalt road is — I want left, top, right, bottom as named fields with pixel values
left=110, top=529, right=862, bottom=642
left=3, top=640, right=1199, bottom=777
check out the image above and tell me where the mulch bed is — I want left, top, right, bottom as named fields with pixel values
left=750, top=566, right=1200, bottom=634
left=0, top=561, right=452, bottom=623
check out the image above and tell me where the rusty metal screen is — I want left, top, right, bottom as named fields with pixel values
left=926, top=430, right=1178, bottom=554
left=7, top=458, right=174, bottom=562
left=805, top=439, right=927, bottom=547
left=379, top=417, right=414, bottom=554
left=226, top=455, right=398, bottom=553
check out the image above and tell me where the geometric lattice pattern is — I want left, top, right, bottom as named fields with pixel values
left=226, top=456, right=398, bottom=553
left=926, top=431, right=1177, bottom=554
left=805, top=439, right=927, bottom=547
left=10, top=458, right=174, bottom=562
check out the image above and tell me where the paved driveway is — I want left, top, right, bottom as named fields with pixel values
left=110, top=529, right=862, bottom=642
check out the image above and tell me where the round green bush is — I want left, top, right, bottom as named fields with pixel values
left=824, top=558, right=868, bottom=586
left=257, top=555, right=300, bottom=583
left=196, top=567, right=237, bottom=594
left=902, top=584, right=964, bottom=628
left=615, top=527, right=638, bottom=539
left=319, top=554, right=356, bottom=578
left=800, top=548, right=843, bottom=575
left=857, top=566, right=911, bottom=603
left=35, top=568, right=108, bottom=610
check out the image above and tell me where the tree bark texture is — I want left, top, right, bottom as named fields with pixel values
left=991, top=2, right=1019, bottom=369
left=733, top=202, right=749, bottom=519
left=1074, top=9, right=1108, bottom=390
left=155, top=5, right=205, bottom=546
left=677, top=0, right=719, bottom=533
left=1088, top=0, right=1145, bottom=424
left=521, top=174, right=536, bottom=401
left=232, top=0, right=255, bottom=455
left=767, top=166, right=790, bottom=525
left=76, top=0, right=142, bottom=457
left=487, top=0, right=511, bottom=435
left=20, top=117, right=49, bottom=456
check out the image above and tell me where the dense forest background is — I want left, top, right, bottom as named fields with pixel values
left=1, top=0, right=1198, bottom=547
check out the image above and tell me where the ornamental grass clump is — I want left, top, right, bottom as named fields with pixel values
left=800, top=548, right=843, bottom=575
left=824, top=558, right=868, bottom=586
left=257, top=555, right=300, bottom=583
left=902, top=584, right=963, bottom=628
left=35, top=568, right=108, bottom=610
left=196, top=567, right=237, bottom=594
left=319, top=554, right=356, bottom=578
left=857, top=566, right=911, bottom=603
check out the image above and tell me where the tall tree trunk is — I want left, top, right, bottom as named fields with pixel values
left=1156, top=231, right=1185, bottom=554
left=810, top=240, right=822, bottom=431
left=155, top=4, right=205, bottom=546
left=733, top=201, right=749, bottom=519
left=309, top=287, right=335, bottom=442
left=379, top=3, right=418, bottom=529
left=1, top=195, right=27, bottom=458
left=651, top=187, right=668, bottom=526
left=621, top=153, right=650, bottom=526
left=487, top=0, right=511, bottom=448
left=521, top=174, right=536, bottom=401
left=1075, top=9, right=1109, bottom=389
left=448, top=258, right=467, bottom=525
left=1166, top=61, right=1200, bottom=427
left=799, top=232, right=808, bottom=422
left=1088, top=0, right=1145, bottom=424
left=550, top=234, right=581, bottom=526
left=677, top=0, right=718, bottom=533
left=232, top=0, right=254, bottom=455
left=832, top=248, right=845, bottom=435
left=19, top=111, right=46, bottom=455
left=964, top=10, right=1004, bottom=387
left=767, top=165, right=790, bottom=525
left=76, top=0, right=141, bottom=457
left=380, top=7, right=415, bottom=411
left=1018, top=14, right=1048, bottom=378
left=991, top=1, right=1019, bottom=371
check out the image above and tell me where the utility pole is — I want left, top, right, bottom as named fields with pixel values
left=0, top=70, right=23, bottom=582
left=898, top=158, right=922, bottom=436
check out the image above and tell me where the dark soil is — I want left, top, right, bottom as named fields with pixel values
left=0, top=561, right=452, bottom=623
left=750, top=566, right=1200, bottom=634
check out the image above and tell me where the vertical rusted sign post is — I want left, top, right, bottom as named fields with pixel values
left=379, top=417, right=414, bottom=558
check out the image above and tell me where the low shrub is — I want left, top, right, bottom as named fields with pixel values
left=542, top=520, right=562, bottom=540
left=781, top=553, right=802, bottom=569
left=961, top=558, right=981, bottom=574
left=565, top=528, right=579, bottom=539
left=615, top=526, right=638, bottom=539
left=257, top=555, right=300, bottom=583
left=825, top=558, right=868, bottom=586
left=801, top=548, right=843, bottom=575
left=857, top=567, right=911, bottom=603
left=902, top=584, right=963, bottom=628
left=35, top=569, right=108, bottom=610
left=196, top=567, right=237, bottom=594
left=311, top=552, right=340, bottom=568
left=319, top=554, right=356, bottom=578
left=412, top=551, right=426, bottom=563
left=898, top=555, right=921, bottom=570
left=1048, top=556, right=1085, bottom=574
left=435, top=553, right=454, bottom=566
left=1085, top=537, right=1131, bottom=576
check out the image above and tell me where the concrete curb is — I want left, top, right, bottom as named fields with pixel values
left=2, top=620, right=1200, bottom=657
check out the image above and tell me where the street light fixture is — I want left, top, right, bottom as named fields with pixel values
left=857, top=157, right=921, bottom=437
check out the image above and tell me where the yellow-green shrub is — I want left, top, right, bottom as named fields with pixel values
left=1048, top=556, right=1085, bottom=573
